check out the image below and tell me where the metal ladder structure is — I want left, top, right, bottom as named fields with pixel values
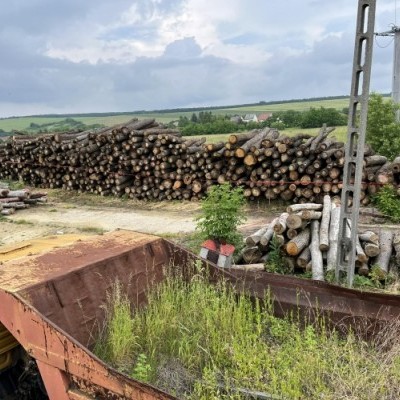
left=335, top=0, right=376, bottom=287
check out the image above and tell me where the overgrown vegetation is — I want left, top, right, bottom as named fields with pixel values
left=372, top=185, right=400, bottom=223
left=264, top=235, right=286, bottom=274
left=95, top=271, right=400, bottom=399
left=195, top=183, right=246, bottom=252
left=367, top=93, right=400, bottom=160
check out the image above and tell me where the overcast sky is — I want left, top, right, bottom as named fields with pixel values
left=0, top=0, right=398, bottom=117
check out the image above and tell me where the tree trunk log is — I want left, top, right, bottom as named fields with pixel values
left=245, top=225, right=269, bottom=246
left=319, top=195, right=331, bottom=251
left=286, top=227, right=311, bottom=256
left=274, top=212, right=289, bottom=234
left=259, top=217, right=279, bottom=249
left=310, top=220, right=324, bottom=281
left=287, top=203, right=323, bottom=213
left=374, top=230, right=394, bottom=275
left=327, top=204, right=340, bottom=271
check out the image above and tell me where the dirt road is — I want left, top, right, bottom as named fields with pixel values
left=0, top=197, right=272, bottom=246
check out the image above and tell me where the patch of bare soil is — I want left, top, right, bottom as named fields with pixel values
left=1, top=192, right=280, bottom=248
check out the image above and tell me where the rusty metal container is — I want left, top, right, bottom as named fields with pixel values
left=0, top=230, right=399, bottom=399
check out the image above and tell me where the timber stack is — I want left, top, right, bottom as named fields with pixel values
left=0, top=119, right=397, bottom=203
left=0, top=185, right=47, bottom=215
left=243, top=195, right=400, bottom=282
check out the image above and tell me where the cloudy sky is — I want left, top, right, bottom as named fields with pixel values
left=0, top=0, right=398, bottom=117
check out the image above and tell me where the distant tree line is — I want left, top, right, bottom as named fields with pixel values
left=176, top=107, right=348, bottom=136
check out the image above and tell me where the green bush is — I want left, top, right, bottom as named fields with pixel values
left=299, top=107, right=347, bottom=128
left=372, top=184, right=400, bottom=223
left=367, top=93, right=400, bottom=160
left=195, top=183, right=246, bottom=250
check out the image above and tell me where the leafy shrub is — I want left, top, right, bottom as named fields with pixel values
left=372, top=185, right=400, bottom=223
left=367, top=93, right=400, bottom=160
left=195, top=183, right=246, bottom=250
left=299, top=107, right=347, bottom=128
left=265, top=235, right=286, bottom=273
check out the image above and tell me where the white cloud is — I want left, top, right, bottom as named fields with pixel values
left=0, top=0, right=396, bottom=117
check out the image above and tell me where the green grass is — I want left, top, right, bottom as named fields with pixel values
left=94, top=270, right=400, bottom=399
left=182, top=125, right=348, bottom=144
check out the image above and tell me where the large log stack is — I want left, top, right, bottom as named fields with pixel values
left=0, top=120, right=398, bottom=203
left=243, top=195, right=400, bottom=282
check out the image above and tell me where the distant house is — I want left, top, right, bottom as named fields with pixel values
left=242, top=114, right=258, bottom=123
left=257, top=112, right=273, bottom=122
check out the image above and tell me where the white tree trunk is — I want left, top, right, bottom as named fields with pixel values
left=319, top=195, right=331, bottom=251
left=310, top=220, right=324, bottom=281
left=326, top=204, right=340, bottom=271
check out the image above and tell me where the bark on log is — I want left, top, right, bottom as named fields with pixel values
left=286, top=227, right=311, bottom=256
left=297, top=246, right=311, bottom=269
left=300, top=210, right=322, bottom=220
left=259, top=218, right=279, bottom=248
left=374, top=230, right=394, bottom=276
left=310, top=220, right=324, bottom=281
left=245, top=225, right=269, bottom=246
left=393, top=234, right=400, bottom=265
left=327, top=204, right=340, bottom=271
left=242, top=246, right=263, bottom=264
left=286, top=213, right=303, bottom=229
left=359, top=230, right=379, bottom=244
left=287, top=203, right=323, bottom=213
left=234, top=128, right=271, bottom=158
left=363, top=243, right=381, bottom=257
left=356, top=235, right=369, bottom=264
left=273, top=212, right=289, bottom=234
left=319, top=195, right=331, bottom=251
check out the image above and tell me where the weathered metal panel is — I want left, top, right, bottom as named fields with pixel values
left=1, top=231, right=400, bottom=399
left=0, top=289, right=176, bottom=400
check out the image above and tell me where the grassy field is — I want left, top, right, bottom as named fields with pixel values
left=183, top=125, right=348, bottom=144
left=0, top=97, right=352, bottom=133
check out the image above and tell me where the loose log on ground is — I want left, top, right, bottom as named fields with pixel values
left=242, top=246, right=263, bottom=263
left=319, top=195, right=331, bottom=251
left=374, top=230, right=394, bottom=276
left=327, top=204, right=340, bottom=271
left=310, top=220, right=324, bottom=281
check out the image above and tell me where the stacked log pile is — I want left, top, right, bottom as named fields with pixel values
left=243, top=195, right=400, bottom=281
left=0, top=186, right=47, bottom=215
left=0, top=120, right=397, bottom=203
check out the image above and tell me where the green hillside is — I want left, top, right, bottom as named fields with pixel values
left=0, top=96, right=353, bottom=133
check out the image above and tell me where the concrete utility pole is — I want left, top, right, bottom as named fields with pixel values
left=335, top=0, right=376, bottom=287
left=376, top=25, right=400, bottom=120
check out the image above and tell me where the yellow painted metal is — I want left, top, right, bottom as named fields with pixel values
left=0, top=234, right=92, bottom=262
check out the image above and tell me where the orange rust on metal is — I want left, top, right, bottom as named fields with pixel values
left=0, top=290, right=176, bottom=400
